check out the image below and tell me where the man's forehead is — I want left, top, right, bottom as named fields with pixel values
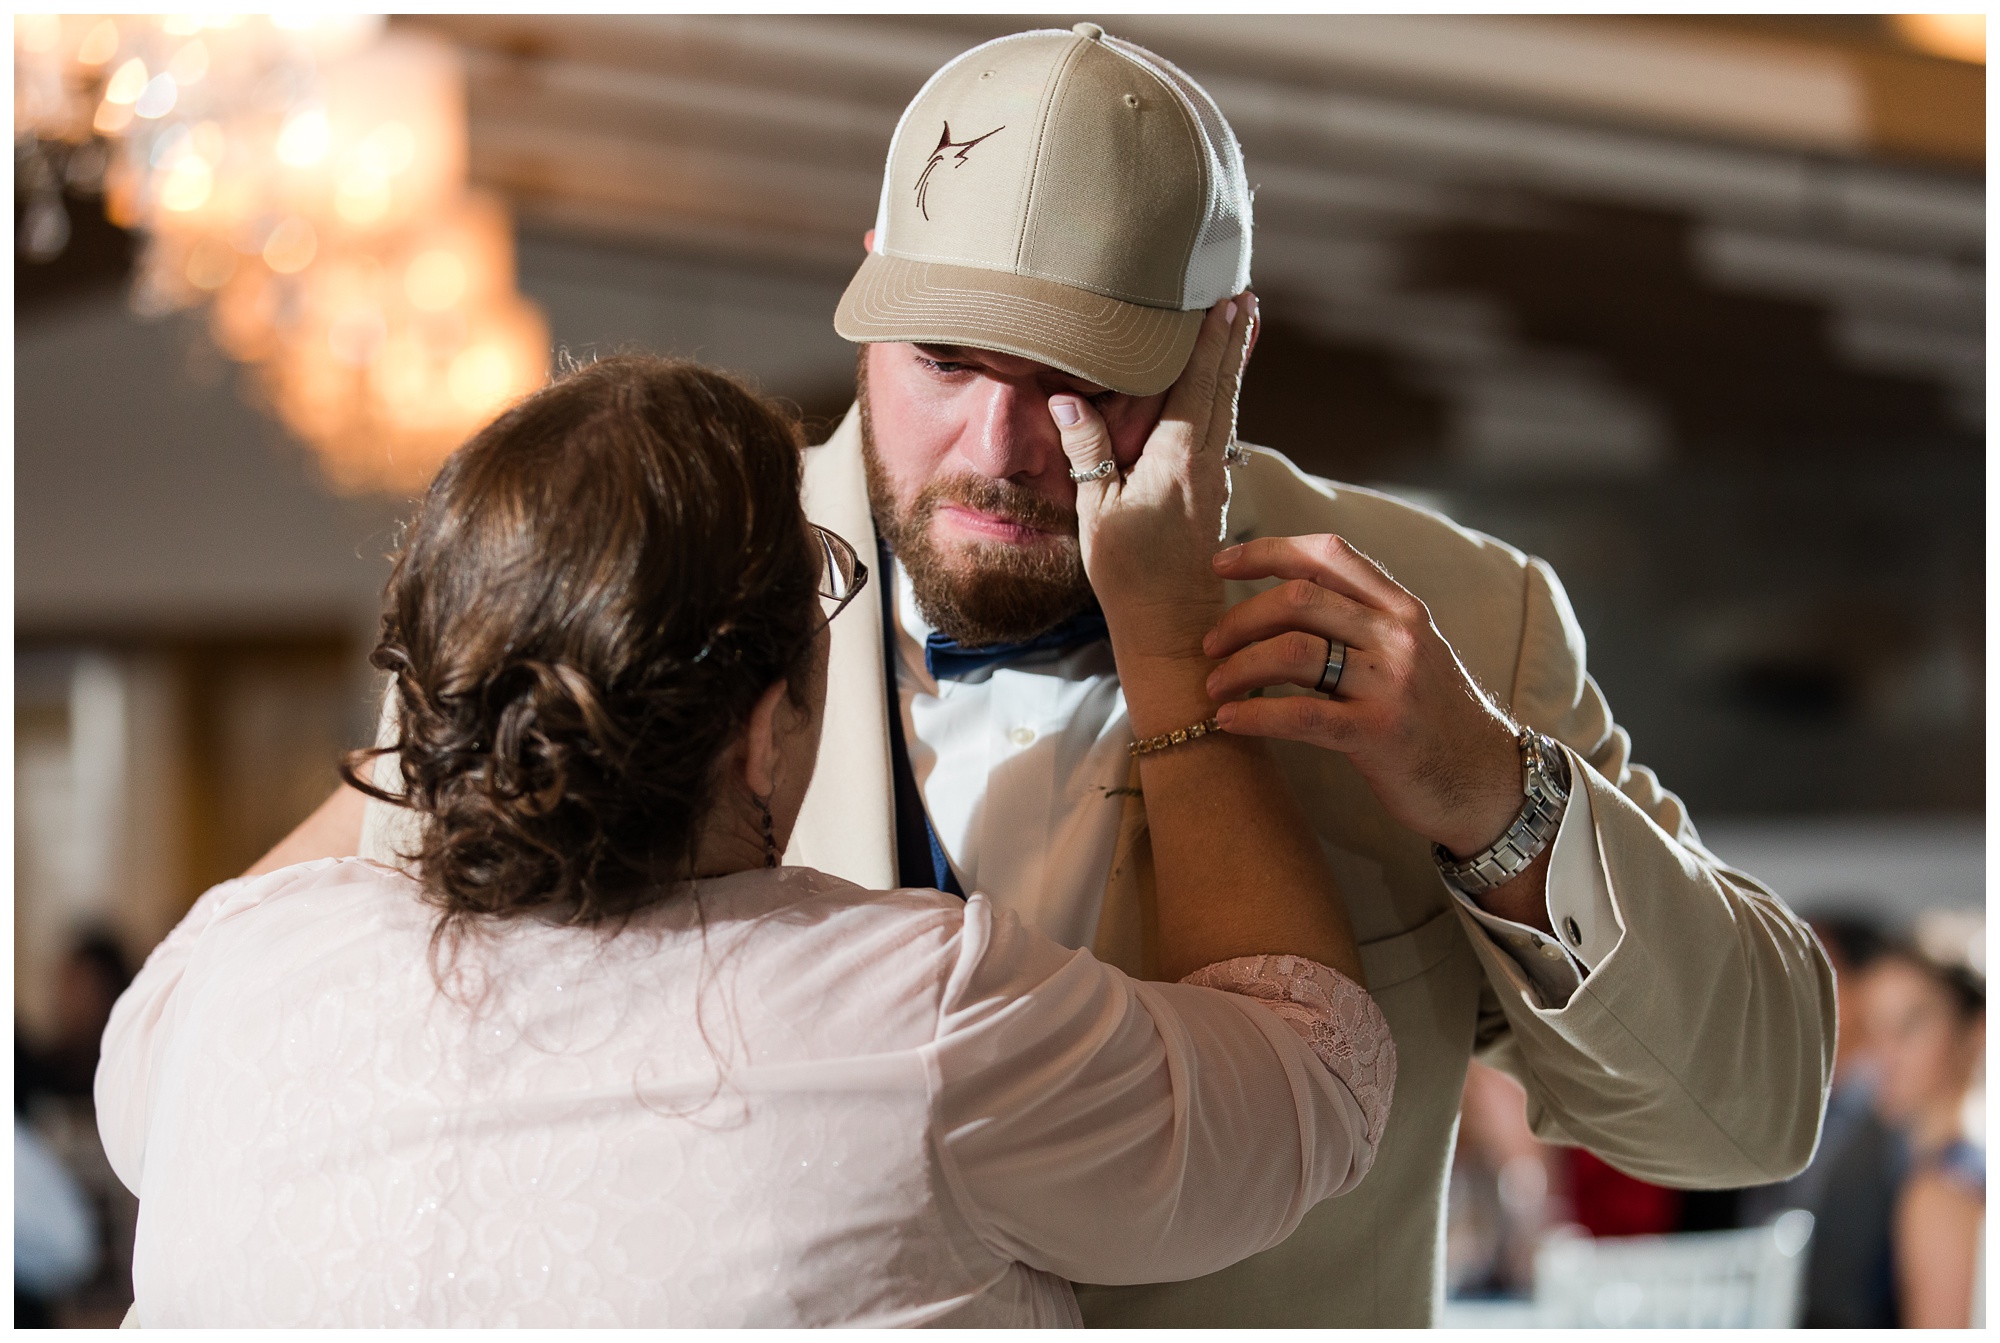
left=910, top=343, right=1110, bottom=394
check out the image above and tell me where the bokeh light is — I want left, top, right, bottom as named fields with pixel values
left=14, top=13, right=550, bottom=494
left=1892, top=14, right=1985, bottom=64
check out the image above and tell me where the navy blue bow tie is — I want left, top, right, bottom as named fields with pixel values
left=924, top=607, right=1110, bottom=680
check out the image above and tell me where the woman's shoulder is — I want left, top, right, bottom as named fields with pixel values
left=701, top=868, right=981, bottom=966
left=670, top=871, right=1000, bottom=1050
left=705, top=866, right=973, bottom=923
left=203, top=855, right=420, bottom=920
left=155, top=860, right=425, bottom=977
left=151, top=856, right=415, bottom=949
left=710, top=873, right=1084, bottom=993
left=232, top=853, right=414, bottom=893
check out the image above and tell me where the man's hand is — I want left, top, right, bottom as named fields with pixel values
left=1203, top=534, right=1525, bottom=861
left=242, top=783, right=368, bottom=877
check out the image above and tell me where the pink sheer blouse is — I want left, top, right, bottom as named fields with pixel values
left=98, top=858, right=1394, bottom=1327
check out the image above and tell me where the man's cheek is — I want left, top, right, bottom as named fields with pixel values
left=876, top=450, right=943, bottom=526
left=895, top=447, right=959, bottom=512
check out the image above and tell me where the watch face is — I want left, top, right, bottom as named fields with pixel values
left=1527, top=732, right=1570, bottom=796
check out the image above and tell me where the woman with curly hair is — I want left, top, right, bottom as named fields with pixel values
left=96, top=303, right=1394, bottom=1326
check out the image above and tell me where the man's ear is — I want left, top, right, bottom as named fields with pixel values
left=740, top=678, right=791, bottom=799
left=862, top=228, right=877, bottom=254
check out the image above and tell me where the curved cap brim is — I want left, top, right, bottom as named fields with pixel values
left=835, top=252, right=1203, bottom=397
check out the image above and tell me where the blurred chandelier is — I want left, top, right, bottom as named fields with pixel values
left=14, top=14, right=549, bottom=494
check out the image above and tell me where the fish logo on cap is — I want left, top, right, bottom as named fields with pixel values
left=914, top=122, right=1004, bottom=221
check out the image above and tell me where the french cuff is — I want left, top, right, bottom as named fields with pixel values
left=1445, top=748, right=1622, bottom=1009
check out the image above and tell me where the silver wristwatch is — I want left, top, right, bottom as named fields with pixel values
left=1433, top=727, right=1572, bottom=896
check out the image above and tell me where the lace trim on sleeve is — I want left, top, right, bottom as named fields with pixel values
left=1182, top=954, right=1396, bottom=1148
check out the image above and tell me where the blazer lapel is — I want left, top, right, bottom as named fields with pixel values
left=786, top=405, right=898, bottom=890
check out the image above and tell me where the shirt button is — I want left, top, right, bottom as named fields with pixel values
left=1564, top=916, right=1583, bottom=946
left=1008, top=726, right=1036, bottom=747
left=1538, top=942, right=1566, bottom=961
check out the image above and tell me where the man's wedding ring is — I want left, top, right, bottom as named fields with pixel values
left=1068, top=460, right=1117, bottom=483
left=1317, top=639, right=1347, bottom=696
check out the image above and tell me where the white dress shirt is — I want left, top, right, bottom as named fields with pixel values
left=893, top=564, right=1132, bottom=952
left=889, top=558, right=1623, bottom=1005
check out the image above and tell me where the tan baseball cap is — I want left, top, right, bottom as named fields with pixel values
left=834, top=23, right=1252, bottom=397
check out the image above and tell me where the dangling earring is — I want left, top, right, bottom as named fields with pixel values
left=757, top=794, right=777, bottom=869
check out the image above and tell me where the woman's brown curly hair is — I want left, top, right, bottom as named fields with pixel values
left=342, top=355, right=819, bottom=935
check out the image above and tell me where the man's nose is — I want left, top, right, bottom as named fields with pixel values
left=959, top=378, right=1066, bottom=483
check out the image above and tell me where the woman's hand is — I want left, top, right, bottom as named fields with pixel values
left=1203, top=534, right=1526, bottom=859
left=1046, top=294, right=1255, bottom=667
left=1048, top=296, right=1366, bottom=991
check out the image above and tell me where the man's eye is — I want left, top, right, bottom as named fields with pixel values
left=915, top=355, right=970, bottom=375
left=1087, top=390, right=1118, bottom=409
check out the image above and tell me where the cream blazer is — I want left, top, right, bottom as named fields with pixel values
left=788, top=406, right=1836, bottom=1327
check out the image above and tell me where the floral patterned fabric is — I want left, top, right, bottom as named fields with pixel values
left=1183, top=954, right=1397, bottom=1159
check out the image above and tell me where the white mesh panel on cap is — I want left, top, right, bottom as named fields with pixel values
left=1107, top=36, right=1253, bottom=310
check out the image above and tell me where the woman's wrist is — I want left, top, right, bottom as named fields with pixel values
left=1101, top=586, right=1220, bottom=656
left=1113, top=646, right=1222, bottom=740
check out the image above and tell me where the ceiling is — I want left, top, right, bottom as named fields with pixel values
left=396, top=14, right=1984, bottom=476
left=19, top=16, right=1985, bottom=476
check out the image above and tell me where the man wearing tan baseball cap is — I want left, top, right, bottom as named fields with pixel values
left=812, top=24, right=1830, bottom=1326
left=322, top=21, right=1831, bottom=1328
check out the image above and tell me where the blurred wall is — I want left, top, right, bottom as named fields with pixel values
left=16, top=293, right=401, bottom=639
left=15, top=235, right=854, bottom=641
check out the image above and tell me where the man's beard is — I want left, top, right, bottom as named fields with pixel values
left=858, top=355, right=1093, bottom=648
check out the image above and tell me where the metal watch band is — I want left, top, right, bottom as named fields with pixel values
left=1433, top=728, right=1572, bottom=896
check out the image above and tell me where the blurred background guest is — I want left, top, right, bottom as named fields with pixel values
left=1739, top=915, right=1902, bottom=1327
left=16, top=930, right=131, bottom=1104
left=1446, top=1061, right=1570, bottom=1299
left=1443, top=906, right=1985, bottom=1329
left=15, top=1117, right=99, bottom=1327
left=14, top=929, right=138, bottom=1329
left=1563, top=1149, right=1687, bottom=1240
left=1863, top=936, right=1985, bottom=1328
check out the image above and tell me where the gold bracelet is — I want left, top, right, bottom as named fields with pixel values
left=1129, top=715, right=1223, bottom=758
